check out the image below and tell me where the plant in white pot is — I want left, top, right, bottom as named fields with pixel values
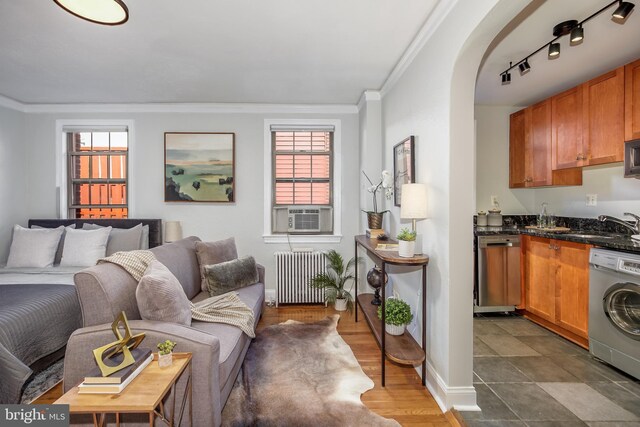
left=377, top=297, right=414, bottom=336
left=396, top=228, right=417, bottom=257
left=310, top=250, right=361, bottom=313
left=157, top=339, right=176, bottom=368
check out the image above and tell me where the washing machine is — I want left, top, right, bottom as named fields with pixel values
left=589, top=248, right=640, bottom=379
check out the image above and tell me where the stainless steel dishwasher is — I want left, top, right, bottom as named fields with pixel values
left=475, top=235, right=521, bottom=313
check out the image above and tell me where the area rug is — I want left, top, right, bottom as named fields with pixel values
left=222, top=315, right=399, bottom=426
left=20, top=359, right=64, bottom=403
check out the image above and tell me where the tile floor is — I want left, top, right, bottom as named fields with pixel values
left=460, top=314, right=640, bottom=427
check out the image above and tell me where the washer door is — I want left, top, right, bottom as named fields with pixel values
left=603, top=282, right=640, bottom=340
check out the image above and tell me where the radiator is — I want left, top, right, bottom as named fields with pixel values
left=274, top=251, right=327, bottom=306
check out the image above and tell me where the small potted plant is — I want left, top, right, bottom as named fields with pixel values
left=310, top=250, right=361, bottom=313
left=377, top=298, right=413, bottom=336
left=396, top=228, right=417, bottom=257
left=157, top=340, right=176, bottom=368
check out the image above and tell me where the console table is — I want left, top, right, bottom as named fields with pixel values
left=354, top=235, right=428, bottom=387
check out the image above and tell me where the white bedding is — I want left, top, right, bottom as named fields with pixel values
left=0, top=266, right=82, bottom=285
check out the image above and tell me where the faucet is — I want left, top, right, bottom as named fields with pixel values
left=598, top=213, right=640, bottom=234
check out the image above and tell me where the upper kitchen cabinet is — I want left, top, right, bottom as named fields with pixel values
left=551, top=86, right=584, bottom=170
left=582, top=67, right=625, bottom=165
left=626, top=58, right=640, bottom=141
left=509, top=100, right=582, bottom=188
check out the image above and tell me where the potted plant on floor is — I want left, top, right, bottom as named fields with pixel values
left=157, top=340, right=176, bottom=368
left=310, top=249, right=361, bottom=313
left=397, top=228, right=417, bottom=257
left=377, top=297, right=413, bottom=336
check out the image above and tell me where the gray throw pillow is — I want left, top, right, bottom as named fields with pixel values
left=136, top=260, right=191, bottom=325
left=31, top=224, right=75, bottom=265
left=60, top=227, right=111, bottom=267
left=204, top=256, right=258, bottom=297
left=7, top=225, right=64, bottom=268
left=195, top=238, right=238, bottom=292
left=83, top=223, right=144, bottom=255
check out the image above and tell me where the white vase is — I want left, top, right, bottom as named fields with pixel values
left=398, top=240, right=415, bottom=257
left=158, top=352, right=173, bottom=368
left=385, top=323, right=406, bottom=336
left=334, top=298, right=347, bottom=311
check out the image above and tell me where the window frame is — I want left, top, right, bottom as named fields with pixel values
left=263, top=119, right=342, bottom=244
left=56, top=120, right=136, bottom=219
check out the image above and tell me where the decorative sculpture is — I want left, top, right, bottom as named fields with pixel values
left=92, top=311, right=145, bottom=377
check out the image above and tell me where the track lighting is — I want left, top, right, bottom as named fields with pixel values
left=518, top=59, right=531, bottom=75
left=570, top=25, right=584, bottom=44
left=499, top=0, right=635, bottom=85
left=613, top=1, right=635, bottom=19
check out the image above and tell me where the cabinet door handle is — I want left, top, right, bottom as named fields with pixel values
left=576, top=154, right=582, bottom=161
left=549, top=244, right=553, bottom=249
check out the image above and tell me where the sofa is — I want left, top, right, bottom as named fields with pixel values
left=62, top=236, right=265, bottom=427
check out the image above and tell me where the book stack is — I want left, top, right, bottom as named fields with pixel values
left=78, top=348, right=153, bottom=394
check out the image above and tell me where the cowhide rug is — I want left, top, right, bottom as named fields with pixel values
left=222, top=315, right=400, bottom=427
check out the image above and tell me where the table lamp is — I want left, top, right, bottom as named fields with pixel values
left=164, top=221, right=183, bottom=243
left=400, top=183, right=428, bottom=254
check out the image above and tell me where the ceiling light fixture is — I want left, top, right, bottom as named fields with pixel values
left=499, top=0, right=634, bottom=84
left=53, top=0, right=129, bottom=25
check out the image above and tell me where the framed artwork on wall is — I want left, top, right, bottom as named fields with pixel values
left=164, top=132, right=235, bottom=203
left=393, top=136, right=415, bottom=206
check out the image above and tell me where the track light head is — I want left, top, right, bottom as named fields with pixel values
left=518, top=59, right=531, bottom=75
left=570, top=25, right=584, bottom=44
left=548, top=42, right=561, bottom=59
left=613, top=1, right=635, bottom=20
left=501, top=72, right=511, bottom=85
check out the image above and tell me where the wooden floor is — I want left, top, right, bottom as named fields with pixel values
left=36, top=304, right=455, bottom=426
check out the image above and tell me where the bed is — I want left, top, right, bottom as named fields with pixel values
left=0, top=218, right=162, bottom=404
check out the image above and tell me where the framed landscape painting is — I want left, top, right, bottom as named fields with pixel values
left=164, top=132, right=235, bottom=202
left=393, top=136, right=415, bottom=206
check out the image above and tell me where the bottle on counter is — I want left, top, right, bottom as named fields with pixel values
left=538, top=202, right=549, bottom=229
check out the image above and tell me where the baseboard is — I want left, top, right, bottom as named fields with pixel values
left=422, top=359, right=479, bottom=412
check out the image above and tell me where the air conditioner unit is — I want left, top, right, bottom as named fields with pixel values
left=272, top=206, right=333, bottom=234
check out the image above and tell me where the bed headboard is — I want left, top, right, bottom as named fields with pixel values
left=27, top=219, right=163, bottom=248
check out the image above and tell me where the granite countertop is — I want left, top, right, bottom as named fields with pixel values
left=475, top=225, right=640, bottom=253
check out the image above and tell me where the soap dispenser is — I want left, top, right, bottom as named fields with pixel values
left=538, top=202, right=548, bottom=229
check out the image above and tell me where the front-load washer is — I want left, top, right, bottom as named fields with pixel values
left=589, top=248, right=640, bottom=379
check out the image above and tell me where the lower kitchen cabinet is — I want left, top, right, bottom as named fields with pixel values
left=522, top=236, right=591, bottom=340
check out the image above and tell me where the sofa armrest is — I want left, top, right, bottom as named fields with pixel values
left=64, top=320, right=222, bottom=427
left=256, top=263, right=265, bottom=285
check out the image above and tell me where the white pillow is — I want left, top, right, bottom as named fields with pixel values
left=82, top=223, right=143, bottom=256
left=31, top=224, right=76, bottom=265
left=6, top=225, right=64, bottom=268
left=60, top=227, right=112, bottom=267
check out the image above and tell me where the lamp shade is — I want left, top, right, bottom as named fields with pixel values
left=164, top=221, right=183, bottom=243
left=400, top=183, right=428, bottom=219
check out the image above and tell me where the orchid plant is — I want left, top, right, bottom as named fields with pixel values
left=362, top=170, right=393, bottom=214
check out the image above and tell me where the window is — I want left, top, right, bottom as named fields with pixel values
left=65, top=127, right=129, bottom=218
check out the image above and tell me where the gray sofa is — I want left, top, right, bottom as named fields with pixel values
left=63, top=236, right=265, bottom=426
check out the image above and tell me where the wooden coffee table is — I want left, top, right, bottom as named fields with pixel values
left=55, top=352, right=192, bottom=427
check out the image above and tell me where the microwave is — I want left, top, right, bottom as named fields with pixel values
left=625, top=139, right=640, bottom=178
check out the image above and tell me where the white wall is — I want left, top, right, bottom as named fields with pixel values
left=17, top=109, right=359, bottom=286
left=475, top=105, right=640, bottom=217
left=0, top=105, right=26, bottom=261
left=376, top=0, right=527, bottom=410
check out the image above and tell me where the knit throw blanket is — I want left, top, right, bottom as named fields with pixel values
left=98, top=251, right=255, bottom=337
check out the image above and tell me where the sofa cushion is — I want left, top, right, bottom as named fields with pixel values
left=190, top=282, right=264, bottom=386
left=151, top=236, right=202, bottom=300
left=7, top=225, right=64, bottom=268
left=204, top=256, right=258, bottom=297
left=195, top=238, right=238, bottom=292
left=136, top=260, right=192, bottom=325
left=60, top=227, right=111, bottom=267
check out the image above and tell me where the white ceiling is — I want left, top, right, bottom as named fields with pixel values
left=476, top=0, right=640, bottom=106
left=0, top=0, right=438, bottom=105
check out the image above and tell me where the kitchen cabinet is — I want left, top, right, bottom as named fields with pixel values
left=522, top=236, right=591, bottom=339
left=509, top=101, right=581, bottom=188
left=626, top=58, right=640, bottom=141
left=551, top=86, right=584, bottom=170
left=582, top=67, right=625, bottom=165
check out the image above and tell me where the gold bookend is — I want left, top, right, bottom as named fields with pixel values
left=92, top=311, right=146, bottom=377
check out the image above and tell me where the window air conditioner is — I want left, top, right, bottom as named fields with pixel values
left=272, top=206, right=333, bottom=234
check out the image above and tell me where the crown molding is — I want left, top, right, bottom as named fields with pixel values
left=357, top=90, right=382, bottom=111
left=380, top=0, right=459, bottom=98
left=0, top=94, right=26, bottom=112
left=0, top=97, right=358, bottom=115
